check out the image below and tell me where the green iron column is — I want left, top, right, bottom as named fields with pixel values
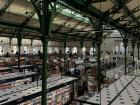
left=31, top=39, right=33, bottom=47
left=42, top=0, right=52, bottom=105
left=137, top=41, right=140, bottom=71
left=90, top=18, right=103, bottom=92
left=30, top=39, right=33, bottom=53
left=131, top=39, right=136, bottom=71
left=123, top=37, right=128, bottom=75
left=137, top=42, right=140, bottom=60
left=95, top=20, right=103, bottom=92
left=96, top=38, right=102, bottom=92
left=9, top=37, right=12, bottom=46
left=9, top=37, right=12, bottom=54
left=80, top=39, right=84, bottom=58
left=17, top=29, right=22, bottom=72
left=31, top=0, right=52, bottom=104
left=63, top=35, right=68, bottom=75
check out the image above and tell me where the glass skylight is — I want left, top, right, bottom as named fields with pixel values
left=3, top=0, right=90, bottom=27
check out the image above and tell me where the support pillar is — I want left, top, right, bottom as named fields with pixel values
left=63, top=35, right=68, bottom=75
left=31, top=0, right=52, bottom=104
left=9, top=37, right=12, bottom=54
left=41, top=0, right=52, bottom=105
left=137, top=41, right=140, bottom=71
left=80, top=39, right=84, bottom=58
left=137, top=42, right=140, bottom=60
left=9, top=37, right=12, bottom=46
left=123, top=37, right=128, bottom=75
left=131, top=39, right=136, bottom=71
left=17, top=29, right=22, bottom=72
left=96, top=39, right=102, bottom=92
left=30, top=39, right=33, bottom=54
left=31, top=39, right=33, bottom=47
left=138, top=47, right=140, bottom=60
left=94, top=20, right=103, bottom=92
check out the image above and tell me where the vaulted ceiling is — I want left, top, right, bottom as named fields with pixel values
left=0, top=0, right=139, bottom=41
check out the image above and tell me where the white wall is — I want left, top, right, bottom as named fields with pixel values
left=0, top=37, right=62, bottom=54
left=0, top=36, right=139, bottom=59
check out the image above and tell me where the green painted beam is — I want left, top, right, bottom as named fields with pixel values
left=0, top=20, right=40, bottom=32
left=52, top=31, right=93, bottom=40
left=0, top=19, right=96, bottom=40
left=54, top=12, right=77, bottom=32
left=66, top=17, right=86, bottom=33
left=60, top=0, right=134, bottom=36
left=113, top=0, right=140, bottom=35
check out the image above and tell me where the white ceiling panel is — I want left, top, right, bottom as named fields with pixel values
left=112, top=13, right=124, bottom=20
left=119, top=17, right=130, bottom=25
left=27, top=19, right=39, bottom=27
left=65, top=20, right=78, bottom=28
left=0, top=0, right=7, bottom=9
left=7, top=0, right=34, bottom=16
left=127, top=0, right=140, bottom=10
left=134, top=11, right=140, bottom=17
left=84, top=25, right=93, bottom=31
left=1, top=12, right=26, bottom=23
left=92, top=0, right=114, bottom=12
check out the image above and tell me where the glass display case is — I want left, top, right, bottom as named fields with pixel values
left=0, top=76, right=77, bottom=105
left=0, top=78, right=31, bottom=90
left=0, top=71, right=36, bottom=90
left=19, top=85, right=71, bottom=105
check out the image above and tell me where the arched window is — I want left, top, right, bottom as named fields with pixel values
left=115, top=46, right=119, bottom=53
left=12, top=46, right=17, bottom=54
left=82, top=47, right=86, bottom=55
left=65, top=47, right=70, bottom=54
left=33, top=47, right=38, bottom=54
left=40, top=47, right=43, bottom=53
left=72, top=47, right=77, bottom=54
left=0, top=46, right=2, bottom=55
left=90, top=48, right=93, bottom=55
left=112, top=46, right=115, bottom=53
left=127, top=47, right=128, bottom=52
left=94, top=48, right=96, bottom=53
left=24, top=46, right=28, bottom=54
left=48, top=47, right=53, bottom=54
left=54, top=47, right=58, bottom=53
left=120, top=42, right=124, bottom=54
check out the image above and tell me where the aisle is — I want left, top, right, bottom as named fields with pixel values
left=76, top=75, right=140, bottom=105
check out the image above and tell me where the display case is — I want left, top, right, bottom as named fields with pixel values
left=0, top=76, right=77, bottom=105
left=0, top=78, right=31, bottom=90
left=19, top=85, right=70, bottom=105
left=0, top=71, right=37, bottom=84
left=0, top=71, right=37, bottom=90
